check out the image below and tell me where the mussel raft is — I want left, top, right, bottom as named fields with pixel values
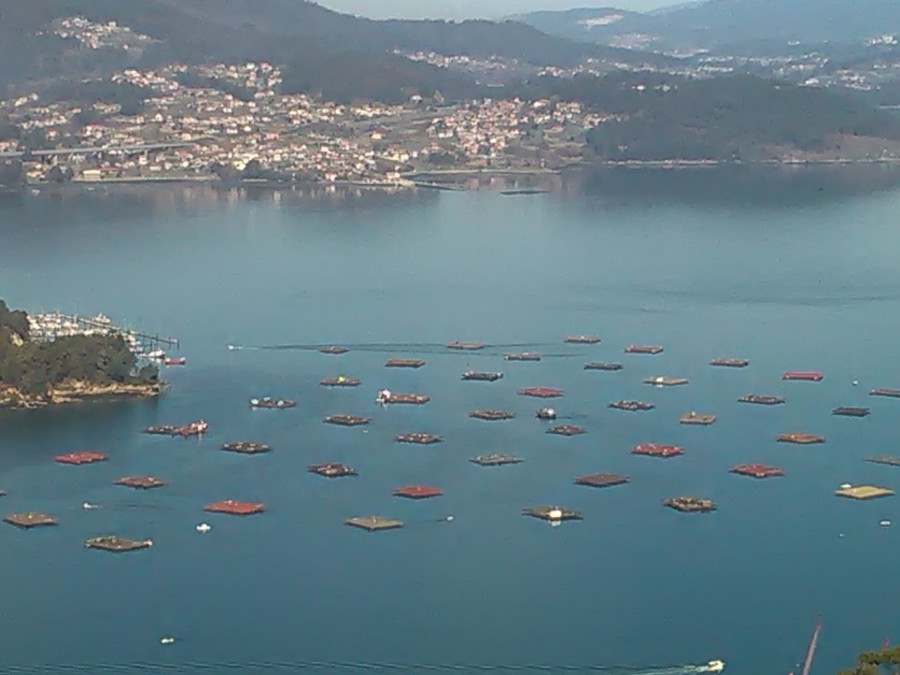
left=345, top=516, right=404, bottom=531
left=395, top=433, right=442, bottom=445
left=832, top=406, right=870, bottom=417
left=609, top=400, right=655, bottom=411
left=584, top=362, right=623, bottom=371
left=731, top=464, right=785, bottom=479
left=385, top=358, right=426, bottom=368
left=204, top=500, right=265, bottom=516
left=115, top=476, right=167, bottom=489
left=547, top=424, right=586, bottom=436
left=470, top=454, right=523, bottom=466
left=308, top=463, right=358, bottom=478
left=834, top=485, right=895, bottom=500
left=323, top=415, right=371, bottom=427
left=518, top=386, right=564, bottom=399
left=866, top=455, right=900, bottom=467
left=644, top=376, right=688, bottom=387
left=870, top=388, right=900, bottom=398
left=447, top=341, right=484, bottom=351
left=782, top=371, right=824, bottom=382
left=565, top=335, right=601, bottom=344
left=624, top=345, right=663, bottom=355
left=462, top=371, right=503, bottom=381
left=575, top=473, right=629, bottom=488
left=4, top=512, right=57, bottom=528
left=469, top=409, right=516, bottom=421
left=382, top=393, right=430, bottom=405
left=738, top=394, right=785, bottom=405
left=85, top=536, right=153, bottom=552
left=55, top=451, right=109, bottom=465
left=504, top=352, right=542, bottom=361
left=522, top=506, right=582, bottom=522
left=632, top=443, right=683, bottom=458
left=221, top=442, right=271, bottom=454
left=664, top=497, right=716, bottom=513
left=680, top=412, right=717, bottom=425
left=777, top=433, right=825, bottom=444
left=249, top=397, right=296, bottom=409
left=392, top=486, right=443, bottom=499
left=710, top=358, right=750, bottom=368
left=320, top=376, right=361, bottom=387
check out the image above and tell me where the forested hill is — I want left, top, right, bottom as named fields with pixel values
left=0, top=300, right=157, bottom=397
left=0, top=0, right=667, bottom=95
left=571, top=74, right=900, bottom=161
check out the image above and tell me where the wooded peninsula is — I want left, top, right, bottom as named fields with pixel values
left=0, top=299, right=160, bottom=408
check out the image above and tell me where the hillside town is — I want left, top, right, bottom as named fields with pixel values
left=2, top=15, right=900, bottom=188
left=0, top=59, right=607, bottom=186
left=0, top=17, right=613, bottom=187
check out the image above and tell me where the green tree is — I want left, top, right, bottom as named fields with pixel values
left=840, top=646, right=900, bottom=675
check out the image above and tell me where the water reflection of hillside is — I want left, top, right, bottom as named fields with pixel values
left=0, top=184, right=436, bottom=226
left=562, top=165, right=900, bottom=207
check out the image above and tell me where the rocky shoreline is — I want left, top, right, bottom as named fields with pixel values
left=0, top=381, right=164, bottom=410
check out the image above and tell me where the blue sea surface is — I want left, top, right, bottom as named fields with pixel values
left=0, top=171, right=897, bottom=674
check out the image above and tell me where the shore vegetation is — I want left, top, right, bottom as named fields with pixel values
left=0, top=299, right=158, bottom=402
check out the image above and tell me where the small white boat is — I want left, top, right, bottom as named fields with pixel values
left=706, top=660, right=726, bottom=673
left=196, top=523, right=211, bottom=533
left=880, top=519, right=892, bottom=527
left=376, top=389, right=392, bottom=405
left=160, top=637, right=175, bottom=645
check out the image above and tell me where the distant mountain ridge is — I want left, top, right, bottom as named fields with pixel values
left=506, top=7, right=653, bottom=45
left=0, top=0, right=676, bottom=100
left=514, top=0, right=900, bottom=50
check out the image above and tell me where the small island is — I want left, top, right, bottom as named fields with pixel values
left=0, top=300, right=161, bottom=409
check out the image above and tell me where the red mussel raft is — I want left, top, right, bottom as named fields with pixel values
left=730, top=464, right=785, bottom=479
left=631, top=443, right=684, bottom=458
left=392, top=486, right=444, bottom=499
left=55, top=451, right=108, bottom=465
left=782, top=371, right=824, bottom=382
left=518, top=386, right=564, bottom=399
left=204, top=500, right=265, bottom=516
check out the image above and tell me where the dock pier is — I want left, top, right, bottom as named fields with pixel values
left=28, top=312, right=179, bottom=354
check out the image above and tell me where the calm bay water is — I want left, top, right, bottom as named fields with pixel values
left=0, top=169, right=898, bottom=674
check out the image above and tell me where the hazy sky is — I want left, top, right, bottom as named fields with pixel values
left=317, top=0, right=674, bottom=20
